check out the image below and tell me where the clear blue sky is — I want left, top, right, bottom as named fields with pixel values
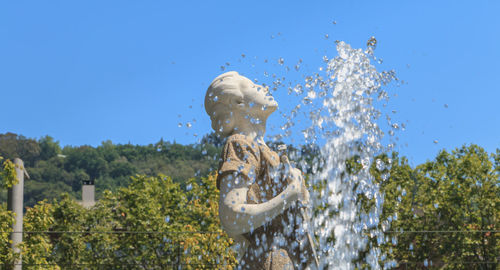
left=1, top=1, right=499, bottom=165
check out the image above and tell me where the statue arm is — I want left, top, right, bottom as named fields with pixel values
left=218, top=171, right=302, bottom=236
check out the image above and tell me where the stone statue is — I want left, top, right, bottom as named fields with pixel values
left=205, top=71, right=316, bottom=269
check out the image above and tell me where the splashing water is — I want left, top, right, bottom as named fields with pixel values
left=200, top=37, right=399, bottom=268
left=315, top=41, right=391, bottom=269
left=275, top=41, right=397, bottom=269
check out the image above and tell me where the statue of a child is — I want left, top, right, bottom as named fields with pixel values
left=205, top=71, right=313, bottom=269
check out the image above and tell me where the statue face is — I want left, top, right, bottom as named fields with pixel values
left=205, top=71, right=279, bottom=136
left=238, top=76, right=278, bottom=119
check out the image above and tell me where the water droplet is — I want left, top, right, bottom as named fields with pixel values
left=278, top=57, right=284, bottom=65
left=324, top=34, right=329, bottom=39
left=186, top=122, right=192, bottom=128
left=186, top=184, right=192, bottom=191
left=177, top=123, right=182, bottom=128
left=307, top=90, right=317, bottom=99
left=165, top=216, right=170, bottom=223
left=367, top=36, right=377, bottom=49
left=433, top=140, right=438, bottom=144
left=376, top=159, right=385, bottom=170
left=220, top=66, right=225, bottom=71
left=241, top=53, right=246, bottom=58
left=444, top=104, right=448, bottom=108
left=250, top=117, right=262, bottom=124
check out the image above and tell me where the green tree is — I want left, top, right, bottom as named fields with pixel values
left=377, top=145, right=499, bottom=269
left=65, top=146, right=108, bottom=181
left=1, top=173, right=236, bottom=269
left=0, top=133, right=223, bottom=207
left=0, top=156, right=18, bottom=268
left=85, top=174, right=236, bottom=269
left=21, top=200, right=57, bottom=269
left=0, top=203, right=16, bottom=268
left=38, top=136, right=61, bottom=161
left=0, top=133, right=40, bottom=166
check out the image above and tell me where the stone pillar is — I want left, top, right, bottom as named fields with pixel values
left=7, top=158, right=27, bottom=270
left=82, top=180, right=95, bottom=208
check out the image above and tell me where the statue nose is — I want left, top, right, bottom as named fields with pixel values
left=262, top=87, right=271, bottom=95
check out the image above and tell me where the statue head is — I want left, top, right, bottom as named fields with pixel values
left=205, top=71, right=278, bottom=137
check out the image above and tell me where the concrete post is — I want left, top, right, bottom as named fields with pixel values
left=82, top=180, right=95, bottom=208
left=7, top=158, right=27, bottom=270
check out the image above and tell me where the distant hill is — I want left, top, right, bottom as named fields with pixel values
left=0, top=132, right=222, bottom=207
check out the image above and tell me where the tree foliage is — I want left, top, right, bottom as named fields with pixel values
left=377, top=145, right=499, bottom=269
left=1, top=173, right=236, bottom=269
left=0, top=132, right=498, bottom=269
left=0, top=156, right=18, bottom=189
left=0, top=155, right=19, bottom=267
left=0, top=203, right=16, bottom=267
left=0, top=133, right=222, bottom=207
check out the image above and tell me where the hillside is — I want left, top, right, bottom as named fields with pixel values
left=0, top=132, right=222, bottom=207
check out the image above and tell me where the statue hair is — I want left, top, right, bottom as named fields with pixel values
left=205, top=71, right=245, bottom=137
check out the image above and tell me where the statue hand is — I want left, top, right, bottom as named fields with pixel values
left=288, top=168, right=310, bottom=206
left=300, top=181, right=310, bottom=207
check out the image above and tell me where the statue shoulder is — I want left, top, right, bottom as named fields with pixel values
left=224, top=134, right=258, bottom=150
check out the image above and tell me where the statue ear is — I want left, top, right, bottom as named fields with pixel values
left=231, top=96, right=245, bottom=109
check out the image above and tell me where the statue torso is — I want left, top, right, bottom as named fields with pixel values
left=217, top=134, right=299, bottom=269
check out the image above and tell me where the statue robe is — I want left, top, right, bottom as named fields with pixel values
left=217, top=134, right=313, bottom=270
